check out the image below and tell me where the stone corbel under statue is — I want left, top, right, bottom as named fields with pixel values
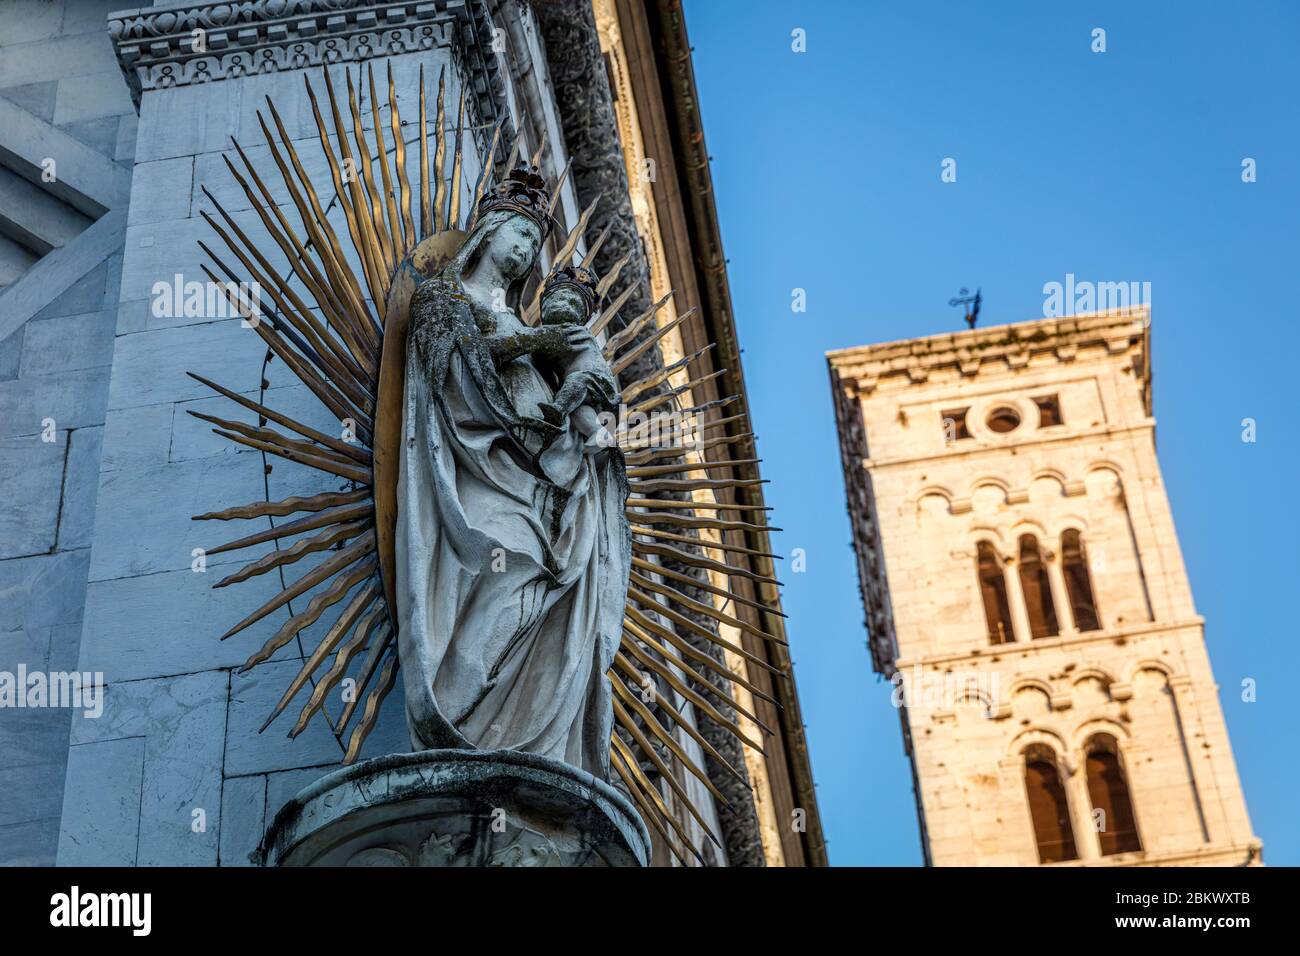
left=260, top=750, right=650, bottom=867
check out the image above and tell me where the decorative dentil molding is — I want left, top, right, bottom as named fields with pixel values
left=107, top=0, right=504, bottom=127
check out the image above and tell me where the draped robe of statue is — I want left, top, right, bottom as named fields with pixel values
left=395, top=209, right=630, bottom=779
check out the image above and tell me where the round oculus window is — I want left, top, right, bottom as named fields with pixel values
left=986, top=406, right=1022, bottom=433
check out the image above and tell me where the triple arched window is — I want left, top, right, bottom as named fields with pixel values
left=977, top=542, right=1014, bottom=644
left=1023, top=735, right=1142, bottom=863
left=1018, top=535, right=1058, bottom=638
left=976, top=531, right=1101, bottom=643
left=1061, top=529, right=1100, bottom=632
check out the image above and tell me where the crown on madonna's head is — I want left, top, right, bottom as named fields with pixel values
left=543, top=264, right=601, bottom=316
left=477, top=163, right=554, bottom=237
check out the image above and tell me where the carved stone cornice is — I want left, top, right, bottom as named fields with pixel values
left=826, top=308, right=1151, bottom=393
left=107, top=0, right=504, bottom=127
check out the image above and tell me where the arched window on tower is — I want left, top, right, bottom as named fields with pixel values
left=1023, top=744, right=1078, bottom=863
left=1061, top=529, right=1101, bottom=631
left=976, top=541, right=1014, bottom=644
left=1018, top=534, right=1059, bottom=638
left=1085, top=735, right=1142, bottom=855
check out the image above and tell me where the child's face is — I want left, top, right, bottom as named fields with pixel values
left=540, top=285, right=589, bottom=326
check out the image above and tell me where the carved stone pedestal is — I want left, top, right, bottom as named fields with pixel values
left=260, top=749, right=651, bottom=867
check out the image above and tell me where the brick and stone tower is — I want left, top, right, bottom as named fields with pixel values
left=827, top=307, right=1261, bottom=866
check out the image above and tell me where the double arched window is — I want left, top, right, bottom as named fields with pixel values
left=1022, top=736, right=1142, bottom=863
left=976, top=530, right=1101, bottom=643
left=1023, top=745, right=1077, bottom=863
left=1085, top=734, right=1142, bottom=855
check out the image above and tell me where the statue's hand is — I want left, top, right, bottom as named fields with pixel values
left=487, top=325, right=597, bottom=367
left=525, top=324, right=568, bottom=361
left=530, top=324, right=598, bottom=362
left=487, top=325, right=559, bottom=367
left=559, top=325, right=598, bottom=359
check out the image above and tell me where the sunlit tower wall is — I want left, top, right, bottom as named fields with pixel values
left=827, top=307, right=1260, bottom=866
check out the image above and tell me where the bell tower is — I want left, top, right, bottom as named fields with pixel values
left=828, top=307, right=1261, bottom=866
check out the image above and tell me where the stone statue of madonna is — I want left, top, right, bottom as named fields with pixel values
left=395, top=165, right=629, bottom=780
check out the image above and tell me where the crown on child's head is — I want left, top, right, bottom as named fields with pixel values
left=543, top=264, right=601, bottom=316
left=477, top=163, right=554, bottom=237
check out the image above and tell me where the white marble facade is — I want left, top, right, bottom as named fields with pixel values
left=0, top=0, right=586, bottom=866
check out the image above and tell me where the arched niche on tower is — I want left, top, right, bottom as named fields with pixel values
left=1029, top=471, right=1069, bottom=506
left=1009, top=680, right=1054, bottom=719
left=970, top=479, right=1011, bottom=515
left=1121, top=664, right=1209, bottom=852
left=1082, top=464, right=1154, bottom=627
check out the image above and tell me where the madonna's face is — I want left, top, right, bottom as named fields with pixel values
left=489, top=215, right=542, bottom=281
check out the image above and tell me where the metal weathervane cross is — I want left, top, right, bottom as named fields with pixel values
left=949, top=287, right=982, bottom=329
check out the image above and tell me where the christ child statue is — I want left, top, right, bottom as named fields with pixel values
left=534, top=265, right=619, bottom=440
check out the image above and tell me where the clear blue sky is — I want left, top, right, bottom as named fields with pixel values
left=684, top=0, right=1298, bottom=865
